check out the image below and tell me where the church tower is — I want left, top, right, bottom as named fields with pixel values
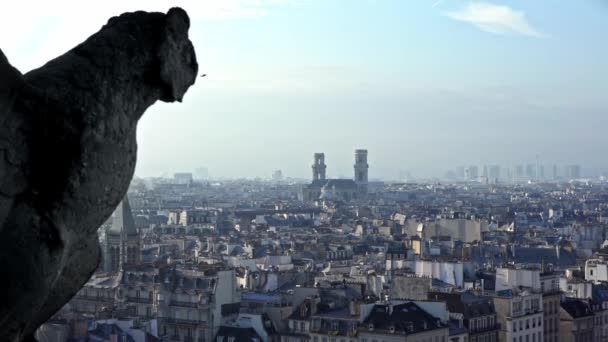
left=312, top=153, right=327, bottom=181
left=354, top=149, right=368, bottom=184
left=103, top=196, right=140, bottom=273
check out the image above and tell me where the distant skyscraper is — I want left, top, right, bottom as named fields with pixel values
left=272, top=169, right=283, bottom=181
left=565, top=164, right=581, bottom=179
left=538, top=165, right=545, bottom=180
left=456, top=166, right=465, bottom=180
left=552, top=164, right=558, bottom=180
left=515, top=165, right=523, bottom=177
left=489, top=165, right=501, bottom=180
left=195, top=167, right=209, bottom=180
left=312, top=153, right=326, bottom=181
left=174, top=172, right=193, bottom=185
left=467, top=165, right=479, bottom=180
left=535, top=155, right=541, bottom=181
left=525, top=164, right=535, bottom=179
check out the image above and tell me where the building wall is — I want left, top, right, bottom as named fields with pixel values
left=495, top=268, right=541, bottom=292
left=560, top=279, right=593, bottom=299
left=494, top=293, right=543, bottom=342
left=558, top=315, right=594, bottom=342
left=401, top=218, right=486, bottom=243
left=505, top=313, right=543, bottom=342
left=391, top=276, right=432, bottom=300
left=359, top=327, right=449, bottom=342
left=158, top=270, right=239, bottom=342
left=413, top=260, right=464, bottom=287
left=543, top=293, right=560, bottom=342
left=585, top=260, right=608, bottom=283
left=594, top=309, right=608, bottom=342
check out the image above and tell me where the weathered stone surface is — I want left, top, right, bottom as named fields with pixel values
left=0, top=8, right=197, bottom=341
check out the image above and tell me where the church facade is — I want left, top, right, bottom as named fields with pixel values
left=103, top=196, right=140, bottom=273
left=301, top=149, right=369, bottom=202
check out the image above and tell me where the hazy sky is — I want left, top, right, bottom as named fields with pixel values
left=2, top=1, right=607, bottom=179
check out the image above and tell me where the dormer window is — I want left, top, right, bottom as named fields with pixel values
left=368, top=323, right=374, bottom=331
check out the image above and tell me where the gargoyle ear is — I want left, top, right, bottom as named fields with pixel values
left=158, top=7, right=198, bottom=102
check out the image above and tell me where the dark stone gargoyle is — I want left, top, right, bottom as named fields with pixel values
left=0, top=8, right=197, bottom=341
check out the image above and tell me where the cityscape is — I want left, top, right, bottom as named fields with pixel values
left=35, top=149, right=608, bottom=342
left=2, top=1, right=608, bottom=342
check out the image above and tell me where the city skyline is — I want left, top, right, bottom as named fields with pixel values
left=5, top=2, right=608, bottom=340
left=152, top=158, right=604, bottom=182
left=3, top=0, right=607, bottom=179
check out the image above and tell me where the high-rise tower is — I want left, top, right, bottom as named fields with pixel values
left=312, top=153, right=327, bottom=181
left=354, top=149, right=368, bottom=184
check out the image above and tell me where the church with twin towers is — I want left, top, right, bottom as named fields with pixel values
left=301, top=149, right=369, bottom=202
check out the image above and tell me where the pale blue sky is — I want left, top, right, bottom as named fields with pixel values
left=2, top=1, right=607, bottom=179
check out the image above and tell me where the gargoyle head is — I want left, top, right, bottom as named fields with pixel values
left=157, top=7, right=198, bottom=102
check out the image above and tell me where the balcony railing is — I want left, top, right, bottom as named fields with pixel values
left=170, top=300, right=200, bottom=308
left=160, top=299, right=209, bottom=308
left=160, top=317, right=206, bottom=326
left=469, top=324, right=500, bottom=334
left=73, top=295, right=113, bottom=303
left=126, top=296, right=154, bottom=304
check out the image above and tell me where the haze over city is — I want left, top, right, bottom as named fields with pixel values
left=2, top=0, right=607, bottom=179
left=8, top=1, right=608, bottom=341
